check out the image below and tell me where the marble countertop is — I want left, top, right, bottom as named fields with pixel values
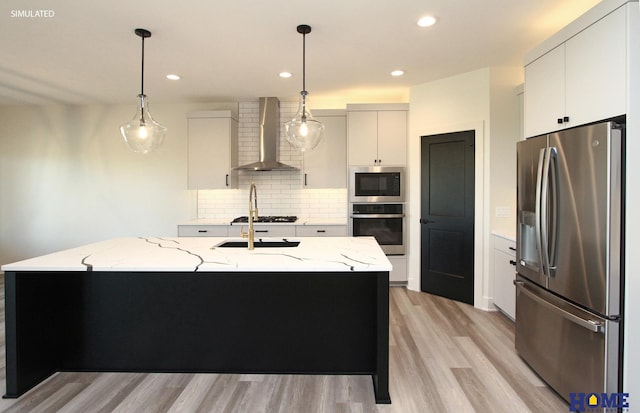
left=1, top=236, right=391, bottom=273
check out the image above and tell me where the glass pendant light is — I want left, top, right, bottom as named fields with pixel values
left=119, top=28, right=167, bottom=154
left=284, top=25, right=324, bottom=152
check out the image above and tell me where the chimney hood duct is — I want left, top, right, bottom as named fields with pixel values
left=234, top=97, right=298, bottom=171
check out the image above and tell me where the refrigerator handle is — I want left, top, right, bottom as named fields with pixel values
left=514, top=281, right=605, bottom=333
left=535, top=148, right=547, bottom=277
left=547, top=147, right=558, bottom=276
left=539, top=148, right=553, bottom=278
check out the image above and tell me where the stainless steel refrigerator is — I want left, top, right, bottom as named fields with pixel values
left=515, top=120, right=624, bottom=401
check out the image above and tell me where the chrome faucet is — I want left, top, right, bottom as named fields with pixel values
left=241, top=182, right=259, bottom=250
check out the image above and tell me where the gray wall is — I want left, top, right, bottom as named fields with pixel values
left=0, top=102, right=230, bottom=266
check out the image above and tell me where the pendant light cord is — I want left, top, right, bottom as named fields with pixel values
left=302, top=31, right=306, bottom=93
left=140, top=35, right=145, bottom=96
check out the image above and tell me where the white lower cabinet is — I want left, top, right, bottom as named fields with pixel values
left=228, top=225, right=296, bottom=238
left=296, top=225, right=347, bottom=237
left=178, top=225, right=229, bottom=237
left=388, top=256, right=407, bottom=283
left=492, top=234, right=516, bottom=320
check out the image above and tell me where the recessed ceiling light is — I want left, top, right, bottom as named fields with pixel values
left=417, top=15, right=437, bottom=28
left=166, top=74, right=181, bottom=80
left=279, top=72, right=293, bottom=78
left=391, top=70, right=404, bottom=77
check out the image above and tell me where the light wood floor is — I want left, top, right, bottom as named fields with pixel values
left=0, top=281, right=568, bottom=412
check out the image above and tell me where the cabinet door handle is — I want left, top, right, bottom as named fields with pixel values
left=508, top=247, right=516, bottom=251
left=255, top=230, right=269, bottom=233
left=225, top=174, right=229, bottom=187
left=563, top=116, right=570, bottom=123
left=198, top=230, right=208, bottom=233
left=304, top=173, right=308, bottom=186
left=557, top=118, right=564, bottom=124
left=509, top=260, right=517, bottom=266
left=317, top=230, right=326, bottom=233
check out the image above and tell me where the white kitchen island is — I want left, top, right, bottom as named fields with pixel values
left=2, top=237, right=391, bottom=404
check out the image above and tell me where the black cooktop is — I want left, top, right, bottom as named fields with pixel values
left=231, top=216, right=298, bottom=224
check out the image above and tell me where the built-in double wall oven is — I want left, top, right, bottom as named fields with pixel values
left=349, top=167, right=406, bottom=255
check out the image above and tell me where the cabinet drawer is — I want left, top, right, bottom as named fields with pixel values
left=228, top=225, right=296, bottom=238
left=296, top=225, right=347, bottom=237
left=493, top=235, right=516, bottom=256
left=178, top=225, right=229, bottom=237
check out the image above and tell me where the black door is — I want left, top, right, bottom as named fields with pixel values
left=420, top=131, right=475, bottom=304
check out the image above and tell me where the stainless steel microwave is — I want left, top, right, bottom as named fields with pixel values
left=349, top=166, right=405, bottom=203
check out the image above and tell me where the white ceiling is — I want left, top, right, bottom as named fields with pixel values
left=1, top=0, right=600, bottom=106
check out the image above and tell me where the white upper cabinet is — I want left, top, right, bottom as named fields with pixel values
left=347, top=111, right=377, bottom=166
left=347, top=104, right=408, bottom=166
left=565, top=6, right=626, bottom=126
left=377, top=111, right=408, bottom=165
left=302, top=110, right=347, bottom=188
left=524, top=5, right=627, bottom=137
left=187, top=110, right=238, bottom=189
left=524, top=45, right=566, bottom=136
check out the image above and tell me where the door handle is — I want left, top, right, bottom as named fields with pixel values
left=420, top=219, right=435, bottom=224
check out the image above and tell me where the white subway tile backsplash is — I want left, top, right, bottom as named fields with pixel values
left=197, top=100, right=347, bottom=220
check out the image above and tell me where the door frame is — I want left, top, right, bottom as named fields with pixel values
left=408, top=120, right=490, bottom=310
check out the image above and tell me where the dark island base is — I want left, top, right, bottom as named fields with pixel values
left=4, top=270, right=390, bottom=404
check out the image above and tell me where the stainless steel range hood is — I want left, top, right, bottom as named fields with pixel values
left=234, top=97, right=298, bottom=171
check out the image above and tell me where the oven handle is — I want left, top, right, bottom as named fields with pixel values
left=350, top=214, right=405, bottom=218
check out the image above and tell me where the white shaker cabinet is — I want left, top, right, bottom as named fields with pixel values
left=178, top=225, right=229, bottom=237
left=524, top=5, right=626, bottom=137
left=347, top=104, right=408, bottom=166
left=302, top=110, right=347, bottom=188
left=295, top=225, right=348, bottom=237
left=492, top=234, right=516, bottom=320
left=187, top=110, right=239, bottom=189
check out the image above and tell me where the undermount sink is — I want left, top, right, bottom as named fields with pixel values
left=215, top=240, right=300, bottom=248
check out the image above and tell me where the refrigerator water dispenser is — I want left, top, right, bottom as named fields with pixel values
left=518, top=210, right=538, bottom=270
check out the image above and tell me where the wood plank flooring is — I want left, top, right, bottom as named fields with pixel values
left=0, top=279, right=568, bottom=412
